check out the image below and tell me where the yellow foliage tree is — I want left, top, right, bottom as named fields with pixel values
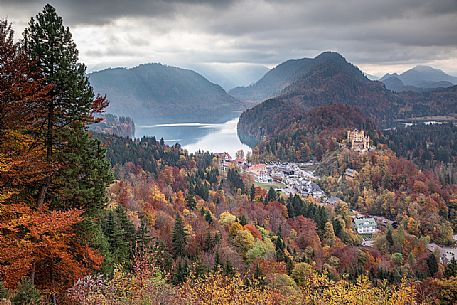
left=178, top=272, right=279, bottom=305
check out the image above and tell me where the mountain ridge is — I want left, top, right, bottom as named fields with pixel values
left=229, top=57, right=315, bottom=105
left=380, top=65, right=457, bottom=92
left=89, top=63, right=244, bottom=125
left=237, top=52, right=457, bottom=147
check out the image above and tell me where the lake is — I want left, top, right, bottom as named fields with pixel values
left=135, top=117, right=251, bottom=157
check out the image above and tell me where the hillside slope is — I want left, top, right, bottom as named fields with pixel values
left=238, top=52, right=457, bottom=147
left=89, top=63, right=244, bottom=124
left=229, top=58, right=314, bottom=104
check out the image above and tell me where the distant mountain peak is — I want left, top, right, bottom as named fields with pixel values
left=229, top=51, right=364, bottom=104
left=380, top=73, right=399, bottom=81
left=411, top=65, right=441, bottom=72
left=302, top=51, right=368, bottom=84
left=314, top=51, right=346, bottom=62
left=380, top=64, right=457, bottom=91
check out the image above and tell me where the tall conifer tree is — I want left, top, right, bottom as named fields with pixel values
left=23, top=4, right=112, bottom=211
left=172, top=214, right=187, bottom=258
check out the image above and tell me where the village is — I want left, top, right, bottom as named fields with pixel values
left=216, top=129, right=457, bottom=262
left=217, top=130, right=380, bottom=235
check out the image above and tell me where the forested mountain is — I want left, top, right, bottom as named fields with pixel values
left=245, top=104, right=377, bottom=161
left=381, top=76, right=454, bottom=92
left=88, top=64, right=244, bottom=125
left=278, top=52, right=398, bottom=122
left=238, top=52, right=457, bottom=147
left=381, top=76, right=409, bottom=92
left=381, top=65, right=457, bottom=92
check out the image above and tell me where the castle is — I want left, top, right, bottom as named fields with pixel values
left=347, top=129, right=370, bottom=152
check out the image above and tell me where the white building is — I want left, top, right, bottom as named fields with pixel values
left=354, top=217, right=378, bottom=234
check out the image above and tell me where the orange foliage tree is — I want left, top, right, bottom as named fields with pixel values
left=0, top=204, right=102, bottom=293
left=0, top=18, right=103, bottom=297
left=0, top=19, right=51, bottom=204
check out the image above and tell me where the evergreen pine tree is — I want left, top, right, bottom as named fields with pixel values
left=386, top=226, right=394, bottom=248
left=275, top=227, right=286, bottom=261
left=11, top=277, right=40, bottom=305
left=51, top=129, right=113, bottom=213
left=239, top=215, right=247, bottom=226
left=23, top=4, right=112, bottom=210
left=214, top=252, right=221, bottom=271
left=285, top=255, right=294, bottom=275
left=101, top=210, right=130, bottom=268
left=267, top=187, right=277, bottom=202
left=171, top=214, right=187, bottom=258
left=224, top=260, right=234, bottom=275
left=204, top=210, right=213, bottom=224
left=203, top=233, right=214, bottom=252
left=250, top=184, right=255, bottom=201
left=136, top=216, right=153, bottom=255
left=253, top=264, right=267, bottom=287
left=172, top=260, right=189, bottom=285
left=186, top=187, right=197, bottom=210
left=444, top=257, right=457, bottom=278
left=426, top=254, right=439, bottom=276
left=332, top=218, right=343, bottom=239
left=115, top=205, right=136, bottom=266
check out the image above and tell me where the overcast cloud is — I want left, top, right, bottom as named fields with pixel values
left=1, top=0, right=456, bottom=86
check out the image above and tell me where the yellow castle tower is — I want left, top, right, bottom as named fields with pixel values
left=347, top=129, right=370, bottom=152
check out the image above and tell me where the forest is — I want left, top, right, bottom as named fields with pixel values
left=89, top=114, right=135, bottom=138
left=0, top=4, right=456, bottom=305
left=382, top=123, right=457, bottom=185
left=249, top=104, right=377, bottom=162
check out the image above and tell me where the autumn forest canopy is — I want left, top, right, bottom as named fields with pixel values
left=1, top=4, right=457, bottom=305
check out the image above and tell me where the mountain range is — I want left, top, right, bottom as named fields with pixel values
left=88, top=63, right=244, bottom=125
left=380, top=65, right=457, bottom=92
left=231, top=54, right=457, bottom=103
left=237, top=52, right=457, bottom=147
left=88, top=53, right=456, bottom=136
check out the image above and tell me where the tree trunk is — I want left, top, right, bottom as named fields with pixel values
left=37, top=100, right=53, bottom=207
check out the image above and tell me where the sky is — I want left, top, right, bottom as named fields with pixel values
left=1, top=0, right=457, bottom=88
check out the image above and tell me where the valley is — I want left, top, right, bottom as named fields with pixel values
left=1, top=2, right=457, bottom=304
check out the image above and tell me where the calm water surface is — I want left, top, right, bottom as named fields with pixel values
left=135, top=117, right=251, bottom=157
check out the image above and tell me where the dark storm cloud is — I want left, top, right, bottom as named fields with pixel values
left=1, top=0, right=456, bottom=75
left=0, top=0, right=237, bottom=25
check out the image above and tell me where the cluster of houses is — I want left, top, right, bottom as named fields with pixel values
left=215, top=152, right=383, bottom=238
left=245, top=164, right=271, bottom=183
left=215, top=152, right=247, bottom=172
left=245, top=162, right=327, bottom=199
left=287, top=178, right=325, bottom=199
